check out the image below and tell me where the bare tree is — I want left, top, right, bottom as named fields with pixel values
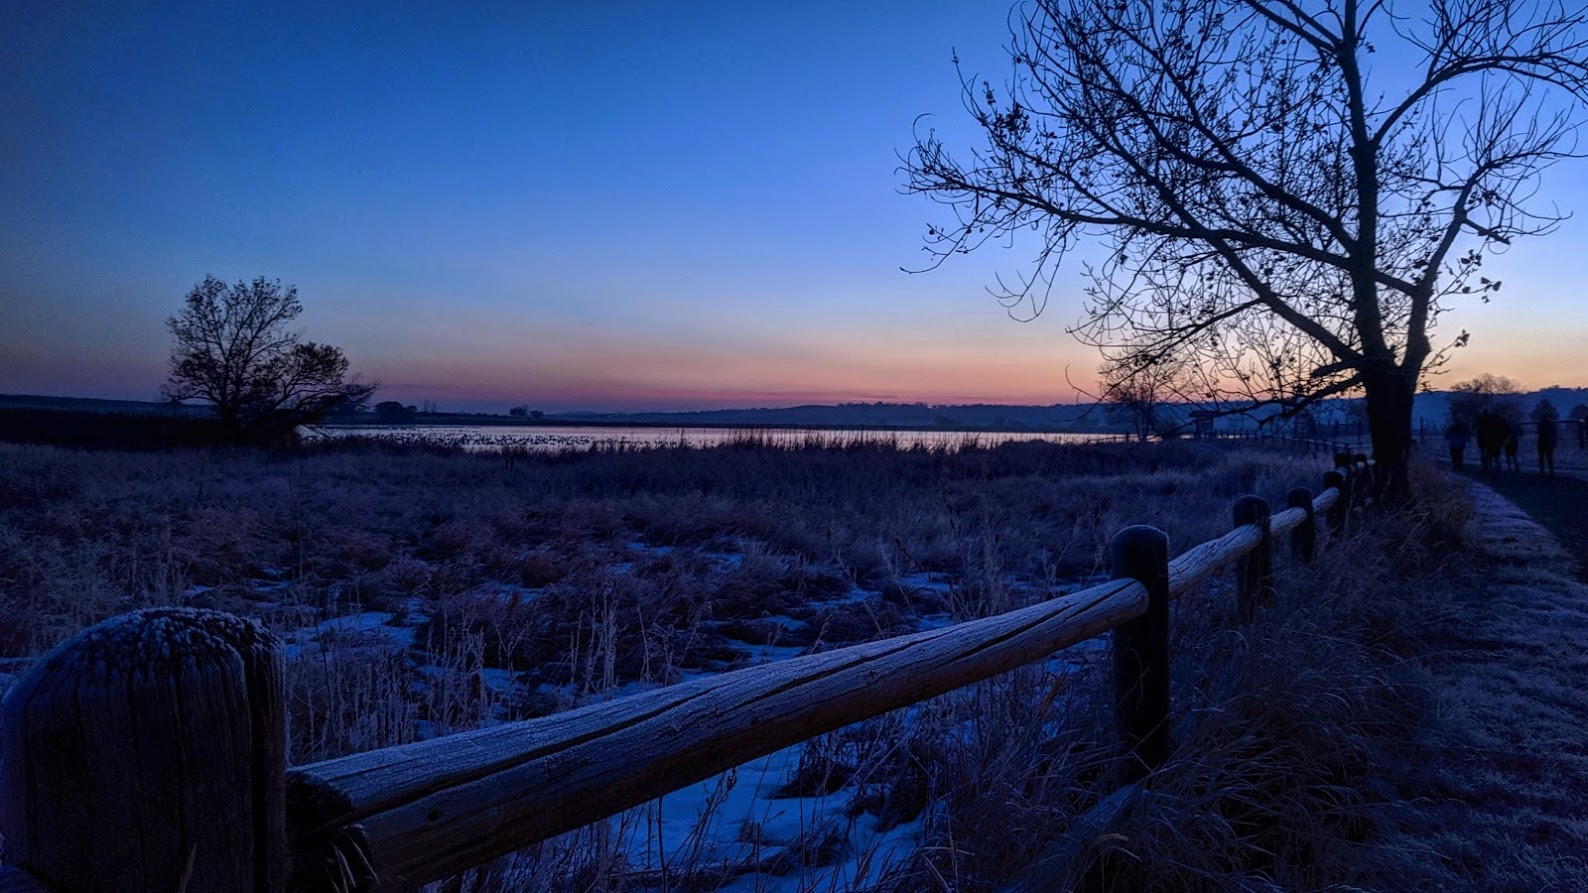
left=1447, top=372, right=1521, bottom=421
left=903, top=0, right=1588, bottom=497
left=162, top=276, right=375, bottom=440
left=1531, top=396, right=1561, bottom=421
left=1101, top=348, right=1188, bottom=442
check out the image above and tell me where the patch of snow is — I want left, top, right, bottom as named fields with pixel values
left=704, top=549, right=746, bottom=569
left=830, top=586, right=879, bottom=605
left=478, top=667, right=517, bottom=694
left=892, top=572, right=954, bottom=594
left=472, top=582, right=541, bottom=606
left=751, top=613, right=811, bottom=631
left=619, top=742, right=923, bottom=892
left=280, top=610, right=414, bottom=658
left=724, top=640, right=811, bottom=666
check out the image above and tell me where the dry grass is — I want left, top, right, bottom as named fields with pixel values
left=956, top=459, right=1588, bottom=893
left=6, top=437, right=1510, bottom=891
left=1351, top=478, right=1588, bottom=892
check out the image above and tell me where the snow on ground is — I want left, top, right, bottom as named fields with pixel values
left=629, top=540, right=743, bottom=565
left=612, top=742, right=926, bottom=893
left=268, top=541, right=1120, bottom=889
left=264, top=553, right=1108, bottom=887
left=280, top=610, right=416, bottom=658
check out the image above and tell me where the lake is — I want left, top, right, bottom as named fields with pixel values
left=309, top=424, right=1122, bottom=452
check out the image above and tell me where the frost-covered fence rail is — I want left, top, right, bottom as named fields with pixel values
left=0, top=460, right=1376, bottom=893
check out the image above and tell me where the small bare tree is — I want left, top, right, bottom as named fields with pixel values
left=162, top=276, right=375, bottom=440
left=1101, top=348, right=1188, bottom=442
left=903, top=0, right=1588, bottom=496
left=1448, top=372, right=1522, bottom=422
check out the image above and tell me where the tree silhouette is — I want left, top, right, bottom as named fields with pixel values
left=904, top=0, right=1588, bottom=497
left=1102, top=348, right=1187, bottom=442
left=1448, top=373, right=1521, bottom=423
left=1532, top=397, right=1561, bottom=422
left=375, top=401, right=418, bottom=423
left=162, top=276, right=375, bottom=441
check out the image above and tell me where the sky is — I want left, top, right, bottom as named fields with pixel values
left=3, top=1, right=1587, bottom=413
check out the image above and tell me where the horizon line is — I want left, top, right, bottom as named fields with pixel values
left=8, top=385, right=1588, bottom=420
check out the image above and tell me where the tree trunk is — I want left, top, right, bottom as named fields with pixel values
left=219, top=403, right=243, bottom=443
left=1362, top=369, right=1416, bottom=502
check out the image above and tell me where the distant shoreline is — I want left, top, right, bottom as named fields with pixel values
left=318, top=417, right=1084, bottom=435
left=0, top=393, right=1105, bottom=435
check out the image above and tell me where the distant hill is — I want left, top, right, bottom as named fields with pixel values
left=0, top=395, right=221, bottom=449
left=9, top=390, right=1588, bottom=434
left=552, top=392, right=1588, bottom=432
left=1411, top=387, right=1588, bottom=429
left=0, top=394, right=211, bottom=418
left=547, top=403, right=1097, bottom=431
left=0, top=397, right=1107, bottom=432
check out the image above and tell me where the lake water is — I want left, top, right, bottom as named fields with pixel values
left=310, top=424, right=1121, bottom=452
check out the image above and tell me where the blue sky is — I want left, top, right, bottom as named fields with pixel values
left=3, top=1, right=1586, bottom=412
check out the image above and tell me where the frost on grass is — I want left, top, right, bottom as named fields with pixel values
left=0, top=438, right=1345, bottom=888
left=1366, top=480, right=1588, bottom=888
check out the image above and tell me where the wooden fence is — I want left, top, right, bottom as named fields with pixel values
left=0, top=453, right=1378, bottom=893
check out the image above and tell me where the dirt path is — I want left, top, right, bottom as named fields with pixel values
left=1375, top=477, right=1588, bottom=890
left=1463, top=467, right=1588, bottom=581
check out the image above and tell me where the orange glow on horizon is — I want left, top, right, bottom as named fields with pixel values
left=347, top=319, right=1102, bottom=411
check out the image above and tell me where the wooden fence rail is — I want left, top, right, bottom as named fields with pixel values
left=0, top=458, right=1373, bottom=893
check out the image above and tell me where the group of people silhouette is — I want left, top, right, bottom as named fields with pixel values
left=1444, top=412, right=1571, bottom=476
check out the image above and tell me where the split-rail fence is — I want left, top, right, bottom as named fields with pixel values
left=0, top=450, right=1378, bottom=892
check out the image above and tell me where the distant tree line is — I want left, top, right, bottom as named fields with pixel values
left=0, top=408, right=228, bottom=450
left=1446, top=373, right=1588, bottom=430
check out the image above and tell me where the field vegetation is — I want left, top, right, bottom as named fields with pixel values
left=0, top=437, right=1479, bottom=890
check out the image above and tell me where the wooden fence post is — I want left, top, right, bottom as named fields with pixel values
left=0, top=608, right=287, bottom=893
left=1287, top=486, right=1316, bottom=562
left=1353, top=454, right=1372, bottom=504
left=1233, top=495, right=1273, bottom=620
left=1323, top=469, right=1347, bottom=541
left=1109, top=525, right=1171, bottom=783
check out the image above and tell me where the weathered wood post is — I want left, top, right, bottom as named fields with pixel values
left=1371, top=455, right=1388, bottom=501
left=1333, top=451, right=1353, bottom=477
left=0, top=608, right=287, bottom=893
left=1109, top=525, right=1170, bottom=783
left=1233, top=495, right=1274, bottom=620
left=1287, top=486, right=1316, bottom=563
left=1323, top=469, right=1348, bottom=541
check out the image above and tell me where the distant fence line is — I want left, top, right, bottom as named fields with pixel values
left=0, top=453, right=1382, bottom=892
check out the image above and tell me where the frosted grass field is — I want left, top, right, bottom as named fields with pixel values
left=1, top=437, right=1380, bottom=890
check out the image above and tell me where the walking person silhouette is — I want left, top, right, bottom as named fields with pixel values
left=1445, top=417, right=1470, bottom=471
left=1475, top=411, right=1508, bottom=473
left=1538, top=416, right=1559, bottom=477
